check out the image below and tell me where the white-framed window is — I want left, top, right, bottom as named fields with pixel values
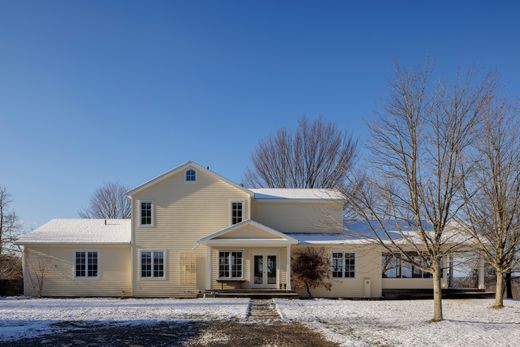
left=140, top=250, right=165, bottom=279
left=230, top=201, right=244, bottom=225
left=185, top=169, right=197, bottom=182
left=75, top=251, right=99, bottom=278
left=331, top=252, right=355, bottom=278
left=140, top=200, right=153, bottom=226
left=218, top=251, right=243, bottom=279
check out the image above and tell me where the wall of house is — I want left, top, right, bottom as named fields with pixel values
left=251, top=201, right=343, bottom=233
left=381, top=278, right=433, bottom=289
left=131, top=166, right=251, bottom=297
left=210, top=246, right=288, bottom=290
left=292, top=244, right=383, bottom=298
left=23, top=244, right=131, bottom=297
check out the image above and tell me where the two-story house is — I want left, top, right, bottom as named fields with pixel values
left=17, top=161, right=486, bottom=298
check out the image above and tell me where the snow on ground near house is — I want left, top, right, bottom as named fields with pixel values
left=0, top=297, right=250, bottom=341
left=274, top=298, right=520, bottom=347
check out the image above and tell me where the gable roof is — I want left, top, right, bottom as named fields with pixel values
left=198, top=220, right=298, bottom=244
left=16, top=219, right=131, bottom=245
left=127, top=161, right=253, bottom=196
left=250, top=188, right=344, bottom=201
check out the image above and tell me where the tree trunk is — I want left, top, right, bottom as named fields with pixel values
left=432, top=260, right=443, bottom=322
left=494, top=271, right=504, bottom=308
left=505, top=272, right=513, bottom=299
left=305, top=282, right=312, bottom=299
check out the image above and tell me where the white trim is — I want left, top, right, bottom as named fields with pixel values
left=138, top=249, right=166, bottom=280
left=217, top=249, right=245, bottom=280
left=73, top=249, right=100, bottom=279
left=206, top=239, right=293, bottom=247
left=331, top=251, right=356, bottom=280
left=286, top=244, right=292, bottom=290
left=228, top=199, right=245, bottom=226
left=138, top=200, right=154, bottom=228
left=198, top=220, right=298, bottom=244
left=185, top=168, right=197, bottom=183
left=206, top=245, right=212, bottom=290
left=127, top=161, right=253, bottom=196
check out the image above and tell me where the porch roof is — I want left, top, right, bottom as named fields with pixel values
left=198, top=220, right=298, bottom=246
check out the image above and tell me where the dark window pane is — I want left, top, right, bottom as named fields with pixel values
left=76, top=251, right=86, bottom=277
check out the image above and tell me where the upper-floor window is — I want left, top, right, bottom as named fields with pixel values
left=185, top=169, right=197, bottom=182
left=140, top=250, right=165, bottom=278
left=331, top=252, right=355, bottom=278
left=75, top=251, right=98, bottom=278
left=140, top=201, right=153, bottom=226
left=230, top=201, right=243, bottom=225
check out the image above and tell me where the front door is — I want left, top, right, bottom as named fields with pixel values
left=252, top=254, right=277, bottom=288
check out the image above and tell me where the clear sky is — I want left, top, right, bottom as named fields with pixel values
left=1, top=1, right=519, bottom=229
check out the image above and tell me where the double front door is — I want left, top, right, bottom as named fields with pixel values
left=252, top=254, right=277, bottom=288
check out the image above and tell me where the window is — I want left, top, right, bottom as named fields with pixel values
left=140, top=201, right=153, bottom=226
left=331, top=252, right=355, bottom=278
left=381, top=253, right=432, bottom=279
left=140, top=250, right=165, bottom=278
left=230, top=201, right=243, bottom=225
left=75, top=251, right=98, bottom=278
left=185, top=169, right=196, bottom=182
left=218, top=251, right=243, bottom=279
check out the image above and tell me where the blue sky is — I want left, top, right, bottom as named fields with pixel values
left=1, top=1, right=519, bottom=229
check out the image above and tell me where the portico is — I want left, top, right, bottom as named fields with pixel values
left=198, top=220, right=298, bottom=291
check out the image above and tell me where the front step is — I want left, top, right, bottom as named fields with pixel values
left=247, top=299, right=281, bottom=321
left=210, top=289, right=299, bottom=299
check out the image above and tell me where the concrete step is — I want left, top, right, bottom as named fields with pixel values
left=246, top=299, right=281, bottom=321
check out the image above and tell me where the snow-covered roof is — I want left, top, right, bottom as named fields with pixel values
left=16, top=219, right=131, bottom=245
left=291, top=220, right=472, bottom=245
left=250, top=188, right=343, bottom=201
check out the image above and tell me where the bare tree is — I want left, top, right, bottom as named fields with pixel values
left=460, top=100, right=520, bottom=308
left=26, top=249, right=47, bottom=298
left=292, top=247, right=332, bottom=298
left=244, top=116, right=356, bottom=189
left=79, top=182, right=131, bottom=219
left=0, top=186, right=21, bottom=255
left=346, top=66, right=494, bottom=321
left=0, top=254, right=22, bottom=279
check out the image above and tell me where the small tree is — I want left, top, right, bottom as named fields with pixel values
left=292, top=247, right=332, bottom=298
left=79, top=182, right=131, bottom=219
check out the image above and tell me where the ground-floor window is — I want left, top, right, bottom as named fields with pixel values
left=382, top=253, right=432, bottom=278
left=75, top=251, right=98, bottom=278
left=331, top=252, right=355, bottom=278
left=140, top=250, right=165, bottom=278
left=218, top=251, right=243, bottom=278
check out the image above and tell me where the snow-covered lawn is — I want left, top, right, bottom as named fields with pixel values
left=0, top=297, right=250, bottom=342
left=275, top=298, right=520, bottom=347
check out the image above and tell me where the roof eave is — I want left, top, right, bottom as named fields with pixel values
left=127, top=161, right=253, bottom=197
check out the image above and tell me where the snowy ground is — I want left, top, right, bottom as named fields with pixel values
left=0, top=297, right=250, bottom=342
left=274, top=298, right=520, bottom=347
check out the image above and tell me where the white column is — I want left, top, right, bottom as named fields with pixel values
left=478, top=254, right=486, bottom=290
left=206, top=245, right=212, bottom=291
left=286, top=244, right=292, bottom=290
